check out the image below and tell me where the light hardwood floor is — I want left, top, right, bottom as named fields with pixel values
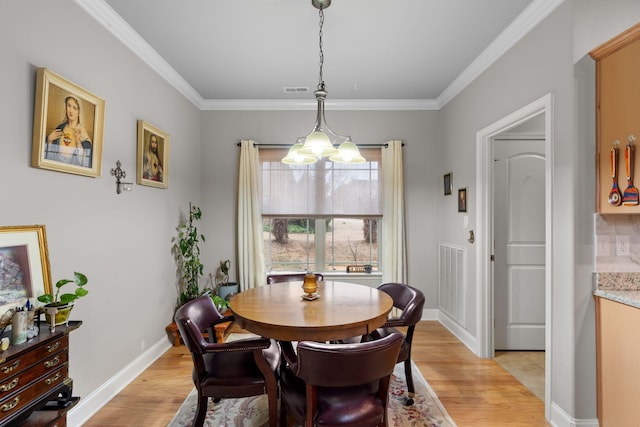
left=84, top=321, right=549, bottom=427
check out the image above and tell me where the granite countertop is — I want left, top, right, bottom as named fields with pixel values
left=593, top=273, right=640, bottom=309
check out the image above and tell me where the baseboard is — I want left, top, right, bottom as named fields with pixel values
left=549, top=402, right=599, bottom=427
left=437, top=311, right=477, bottom=354
left=67, top=337, right=171, bottom=426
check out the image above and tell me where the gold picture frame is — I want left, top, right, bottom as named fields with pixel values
left=0, top=225, right=53, bottom=316
left=31, top=68, right=105, bottom=177
left=137, top=120, right=169, bottom=188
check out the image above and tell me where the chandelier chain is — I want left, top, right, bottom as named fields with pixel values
left=318, top=8, right=324, bottom=90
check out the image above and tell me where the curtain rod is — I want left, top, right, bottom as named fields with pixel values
left=236, top=142, right=404, bottom=147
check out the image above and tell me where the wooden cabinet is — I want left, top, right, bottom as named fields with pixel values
left=595, top=297, right=640, bottom=426
left=0, top=321, right=81, bottom=426
left=590, top=23, right=640, bottom=213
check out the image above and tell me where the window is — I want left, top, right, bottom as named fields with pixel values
left=260, top=148, right=382, bottom=273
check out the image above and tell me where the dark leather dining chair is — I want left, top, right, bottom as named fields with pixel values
left=372, top=282, right=425, bottom=405
left=279, top=332, right=403, bottom=427
left=341, top=282, right=425, bottom=405
left=174, top=295, right=280, bottom=427
left=266, top=272, right=324, bottom=284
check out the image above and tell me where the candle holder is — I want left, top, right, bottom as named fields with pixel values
left=301, top=273, right=319, bottom=301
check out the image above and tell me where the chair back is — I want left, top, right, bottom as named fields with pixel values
left=295, top=332, right=403, bottom=387
left=378, top=282, right=425, bottom=327
left=266, top=272, right=324, bottom=284
left=174, top=295, right=225, bottom=354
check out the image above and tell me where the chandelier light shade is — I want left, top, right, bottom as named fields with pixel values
left=282, top=138, right=318, bottom=164
left=329, top=138, right=366, bottom=164
left=282, top=0, right=365, bottom=165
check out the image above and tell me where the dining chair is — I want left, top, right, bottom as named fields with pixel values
left=279, top=332, right=404, bottom=427
left=372, top=282, right=425, bottom=405
left=174, top=295, right=280, bottom=427
left=341, top=282, right=425, bottom=405
left=266, top=272, right=324, bottom=284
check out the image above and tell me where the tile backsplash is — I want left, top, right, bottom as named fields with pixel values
left=596, top=214, right=640, bottom=272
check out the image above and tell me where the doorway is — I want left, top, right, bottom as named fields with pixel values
left=493, top=127, right=545, bottom=350
left=475, top=93, right=553, bottom=419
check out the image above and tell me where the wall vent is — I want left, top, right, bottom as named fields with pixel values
left=283, top=87, right=309, bottom=93
left=439, top=243, right=466, bottom=327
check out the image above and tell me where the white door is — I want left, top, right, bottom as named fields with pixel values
left=494, top=138, right=545, bottom=350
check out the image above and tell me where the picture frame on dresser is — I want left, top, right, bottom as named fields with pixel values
left=31, top=68, right=105, bottom=178
left=137, top=120, right=169, bottom=188
left=0, top=225, right=53, bottom=317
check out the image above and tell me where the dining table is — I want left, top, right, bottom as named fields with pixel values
left=229, top=280, right=393, bottom=342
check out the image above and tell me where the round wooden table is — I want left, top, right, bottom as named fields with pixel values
left=229, top=280, right=393, bottom=342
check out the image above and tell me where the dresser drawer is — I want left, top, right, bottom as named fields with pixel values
left=0, top=365, right=68, bottom=421
left=0, top=350, right=68, bottom=401
left=0, top=336, right=68, bottom=382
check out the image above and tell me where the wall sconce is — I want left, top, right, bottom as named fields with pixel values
left=110, top=160, right=133, bottom=194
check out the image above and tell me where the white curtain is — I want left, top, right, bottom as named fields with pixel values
left=381, top=140, right=407, bottom=283
left=237, top=140, right=265, bottom=289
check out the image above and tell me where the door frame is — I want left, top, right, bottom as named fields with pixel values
left=475, top=93, right=553, bottom=418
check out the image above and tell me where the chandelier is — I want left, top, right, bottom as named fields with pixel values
left=282, top=0, right=365, bottom=165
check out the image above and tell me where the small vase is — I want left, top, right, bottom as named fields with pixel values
left=302, top=273, right=318, bottom=297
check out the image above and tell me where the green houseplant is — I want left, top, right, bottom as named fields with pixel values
left=173, top=203, right=205, bottom=307
left=37, top=271, right=88, bottom=326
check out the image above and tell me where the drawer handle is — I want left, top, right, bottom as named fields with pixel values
left=44, top=356, right=60, bottom=368
left=45, top=372, right=61, bottom=385
left=46, top=341, right=61, bottom=353
left=0, top=377, right=19, bottom=392
left=1, top=361, right=20, bottom=375
left=1, top=396, right=19, bottom=412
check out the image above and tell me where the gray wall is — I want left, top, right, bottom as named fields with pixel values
left=1, top=0, right=202, bottom=400
left=3, top=0, right=640, bottom=424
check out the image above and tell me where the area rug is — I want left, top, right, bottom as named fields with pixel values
left=168, top=334, right=456, bottom=427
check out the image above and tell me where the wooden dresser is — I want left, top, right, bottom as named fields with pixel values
left=0, top=320, right=81, bottom=427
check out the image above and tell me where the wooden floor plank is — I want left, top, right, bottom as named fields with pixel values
left=84, top=321, right=549, bottom=426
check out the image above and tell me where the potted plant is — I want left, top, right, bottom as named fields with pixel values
left=172, top=203, right=205, bottom=307
left=214, top=259, right=239, bottom=302
left=37, top=271, right=88, bottom=326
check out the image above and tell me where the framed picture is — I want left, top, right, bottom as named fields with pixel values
left=458, top=188, right=468, bottom=213
left=443, top=172, right=452, bottom=195
left=31, top=68, right=105, bottom=177
left=137, top=120, right=169, bottom=189
left=0, top=225, right=53, bottom=317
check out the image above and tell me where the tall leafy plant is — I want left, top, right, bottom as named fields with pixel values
left=173, top=203, right=205, bottom=306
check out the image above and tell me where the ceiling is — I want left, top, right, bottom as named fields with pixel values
left=77, top=0, right=560, bottom=110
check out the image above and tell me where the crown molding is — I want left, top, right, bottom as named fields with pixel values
left=198, top=98, right=440, bottom=111
left=437, top=0, right=565, bottom=107
left=73, top=0, right=204, bottom=107
left=75, top=0, right=562, bottom=112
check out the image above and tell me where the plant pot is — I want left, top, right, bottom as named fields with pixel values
left=217, top=282, right=239, bottom=301
left=43, top=302, right=74, bottom=326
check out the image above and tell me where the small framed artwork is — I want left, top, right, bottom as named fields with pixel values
left=0, top=225, right=53, bottom=316
left=443, top=172, right=452, bottom=195
left=137, top=120, right=169, bottom=189
left=31, top=68, right=105, bottom=177
left=458, top=188, right=468, bottom=213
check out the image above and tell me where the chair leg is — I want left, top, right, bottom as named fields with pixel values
left=194, top=393, right=208, bottom=426
left=279, top=395, right=288, bottom=427
left=403, top=359, right=415, bottom=406
left=404, top=358, right=414, bottom=394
